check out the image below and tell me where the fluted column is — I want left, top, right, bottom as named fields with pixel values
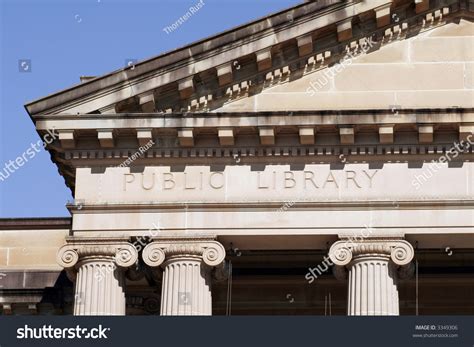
left=57, top=237, right=138, bottom=316
left=142, top=236, right=226, bottom=316
left=329, top=239, right=414, bottom=316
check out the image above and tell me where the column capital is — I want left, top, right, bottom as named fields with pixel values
left=57, top=237, right=139, bottom=271
left=329, top=238, right=414, bottom=267
left=142, top=236, right=226, bottom=268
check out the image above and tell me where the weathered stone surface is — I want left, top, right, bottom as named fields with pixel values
left=97, top=129, right=115, bottom=148
left=139, top=93, right=156, bottom=112
left=297, top=35, right=313, bottom=56
left=178, top=128, right=194, bottom=146
left=58, top=130, right=75, bottom=149
left=136, top=128, right=153, bottom=146
left=375, top=3, right=391, bottom=28
left=218, top=128, right=234, bottom=146
left=333, top=63, right=465, bottom=91
left=299, top=127, right=315, bottom=144
left=0, top=228, right=69, bottom=270
left=337, top=19, right=352, bottom=41
left=259, top=127, right=275, bottom=145
left=411, top=37, right=474, bottom=62
left=7, top=1, right=474, bottom=318
left=418, top=125, right=434, bottom=143
left=339, top=127, right=354, bottom=144
left=214, top=22, right=474, bottom=112
left=256, top=48, right=272, bottom=71
left=379, top=125, right=394, bottom=144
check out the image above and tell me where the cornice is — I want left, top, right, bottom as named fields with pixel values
left=0, top=217, right=71, bottom=230
left=37, top=108, right=474, bottom=149
left=34, top=108, right=474, bottom=122
left=65, top=199, right=474, bottom=213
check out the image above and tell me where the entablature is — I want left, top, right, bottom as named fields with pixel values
left=36, top=108, right=474, bottom=192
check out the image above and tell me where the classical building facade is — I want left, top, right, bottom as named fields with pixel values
left=1, top=0, right=473, bottom=315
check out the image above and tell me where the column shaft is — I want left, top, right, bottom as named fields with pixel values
left=142, top=237, right=226, bottom=316
left=57, top=237, right=138, bottom=316
left=329, top=239, right=414, bottom=316
left=161, top=258, right=212, bottom=316
left=74, top=259, right=126, bottom=315
left=348, top=256, right=398, bottom=315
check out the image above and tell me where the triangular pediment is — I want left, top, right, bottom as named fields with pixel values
left=25, top=0, right=473, bottom=117
left=216, top=19, right=474, bottom=112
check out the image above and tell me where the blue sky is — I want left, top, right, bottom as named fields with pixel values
left=0, top=0, right=301, bottom=218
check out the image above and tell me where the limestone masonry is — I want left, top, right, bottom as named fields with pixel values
left=1, top=0, right=473, bottom=316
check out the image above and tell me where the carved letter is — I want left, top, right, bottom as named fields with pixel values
left=257, top=172, right=269, bottom=189
left=323, top=171, right=339, bottom=188
left=209, top=172, right=225, bottom=189
left=304, top=171, right=319, bottom=189
left=345, top=170, right=361, bottom=188
left=184, top=172, right=196, bottom=190
left=124, top=173, right=135, bottom=191
left=163, top=173, right=175, bottom=190
left=362, top=170, right=379, bottom=188
left=284, top=171, right=296, bottom=189
left=141, top=172, right=155, bottom=190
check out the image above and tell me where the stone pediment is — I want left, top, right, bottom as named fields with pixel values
left=216, top=18, right=474, bottom=112
left=25, top=0, right=473, bottom=117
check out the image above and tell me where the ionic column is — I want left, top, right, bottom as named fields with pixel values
left=329, top=239, right=414, bottom=316
left=142, top=236, right=226, bottom=316
left=57, top=237, right=138, bottom=316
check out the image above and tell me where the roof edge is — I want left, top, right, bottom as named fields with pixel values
left=0, top=217, right=72, bottom=230
left=24, top=0, right=344, bottom=115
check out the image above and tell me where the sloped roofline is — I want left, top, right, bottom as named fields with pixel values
left=25, top=0, right=461, bottom=117
left=24, top=0, right=342, bottom=115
